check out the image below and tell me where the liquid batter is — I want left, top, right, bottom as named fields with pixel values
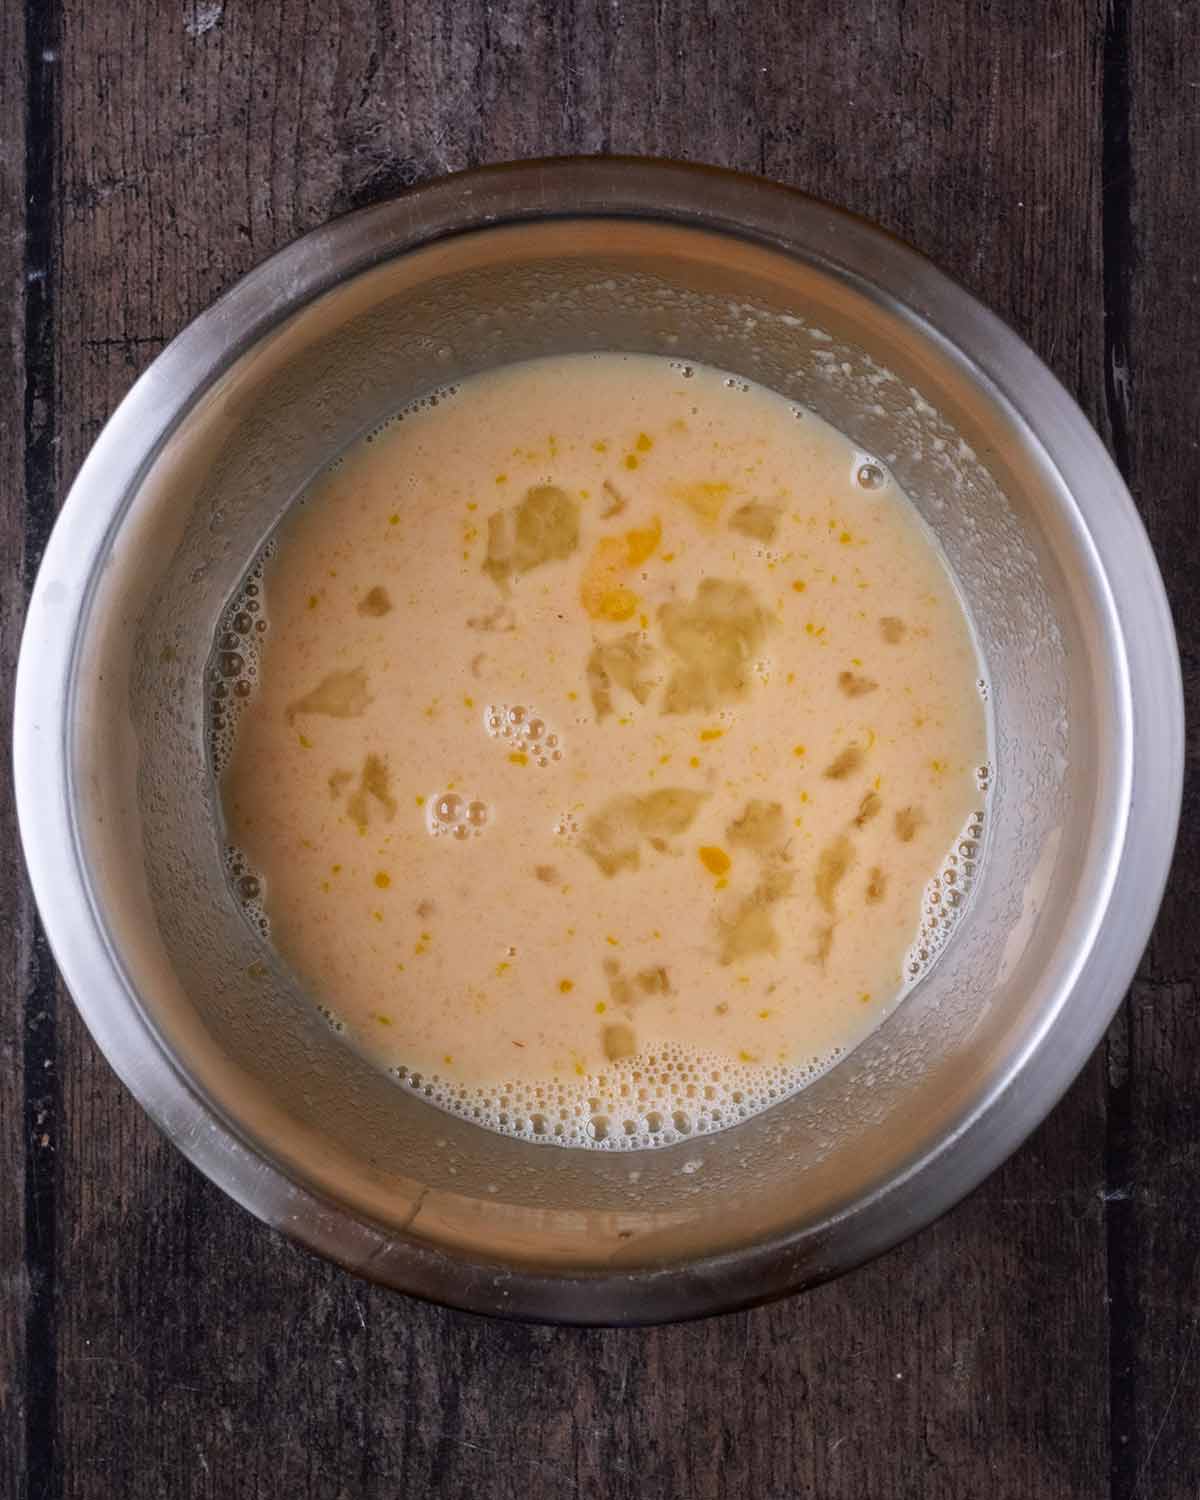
left=219, top=354, right=988, bottom=1148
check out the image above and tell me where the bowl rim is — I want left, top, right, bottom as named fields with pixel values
left=13, top=156, right=1184, bottom=1324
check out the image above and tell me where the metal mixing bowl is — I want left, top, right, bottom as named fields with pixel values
left=14, top=159, right=1182, bottom=1323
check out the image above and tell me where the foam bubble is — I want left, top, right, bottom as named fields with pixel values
left=361, top=384, right=461, bottom=445
left=382, top=1038, right=852, bottom=1151
left=222, top=842, right=270, bottom=937
left=435, top=792, right=463, bottom=824
left=853, top=454, right=888, bottom=490
left=427, top=790, right=490, bottom=840
left=903, top=805, right=989, bottom=986
left=484, top=701, right=564, bottom=766
left=207, top=541, right=274, bottom=776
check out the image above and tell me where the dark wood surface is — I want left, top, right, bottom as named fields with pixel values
left=3, top=3, right=1197, bottom=1496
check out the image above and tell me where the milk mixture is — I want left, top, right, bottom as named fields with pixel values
left=218, top=355, right=989, bottom=1148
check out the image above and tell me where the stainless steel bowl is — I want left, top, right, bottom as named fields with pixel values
left=14, top=159, right=1182, bottom=1323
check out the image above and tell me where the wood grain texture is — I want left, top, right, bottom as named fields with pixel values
left=0, top=7, right=29, bottom=1497
left=2, top=0, right=1194, bottom=1496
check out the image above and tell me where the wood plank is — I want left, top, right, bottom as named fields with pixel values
left=1112, top=2, right=1200, bottom=1494
left=1, top=6, right=46, bottom=1499
left=47, top=3, right=1113, bottom=1498
left=0, top=0, right=29, bottom=1489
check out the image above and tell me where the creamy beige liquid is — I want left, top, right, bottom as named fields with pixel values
left=219, top=355, right=988, bottom=1148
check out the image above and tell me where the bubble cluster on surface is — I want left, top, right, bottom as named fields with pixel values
left=223, top=843, right=270, bottom=937
left=484, top=702, right=563, bottom=767
left=361, top=384, right=460, bottom=445
left=208, top=545, right=273, bottom=775
left=426, top=790, right=490, bottom=841
left=386, top=1040, right=847, bottom=1151
left=904, top=805, right=988, bottom=986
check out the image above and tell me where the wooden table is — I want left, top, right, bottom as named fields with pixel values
left=3, top=4, right=1197, bottom=1496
